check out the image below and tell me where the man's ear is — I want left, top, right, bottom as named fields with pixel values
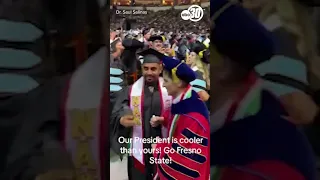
left=159, top=64, right=163, bottom=72
left=177, top=80, right=185, bottom=88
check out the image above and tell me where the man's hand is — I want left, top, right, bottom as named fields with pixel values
left=35, top=169, right=75, bottom=180
left=150, top=116, right=164, bottom=127
left=120, top=115, right=136, bottom=127
left=110, top=31, right=117, bottom=41
left=151, top=143, right=157, bottom=150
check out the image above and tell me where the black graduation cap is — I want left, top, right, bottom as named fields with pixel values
left=202, top=49, right=210, bottom=64
left=137, top=48, right=165, bottom=64
left=122, top=38, right=144, bottom=50
left=176, top=44, right=189, bottom=60
left=191, top=41, right=207, bottom=55
left=149, top=35, right=164, bottom=42
left=191, top=41, right=208, bottom=63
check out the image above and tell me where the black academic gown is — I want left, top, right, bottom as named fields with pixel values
left=0, top=76, right=74, bottom=180
left=111, top=82, right=162, bottom=180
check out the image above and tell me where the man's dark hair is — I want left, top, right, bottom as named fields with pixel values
left=142, top=28, right=149, bottom=36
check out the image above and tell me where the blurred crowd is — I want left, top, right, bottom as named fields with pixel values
left=110, top=26, right=210, bottom=105
left=111, top=7, right=210, bottom=33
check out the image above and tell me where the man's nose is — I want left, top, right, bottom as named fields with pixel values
left=146, top=70, right=153, bottom=74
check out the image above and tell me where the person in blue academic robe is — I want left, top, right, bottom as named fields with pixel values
left=147, top=49, right=210, bottom=180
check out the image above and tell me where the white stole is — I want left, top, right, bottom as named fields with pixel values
left=129, top=77, right=172, bottom=165
left=62, top=47, right=108, bottom=180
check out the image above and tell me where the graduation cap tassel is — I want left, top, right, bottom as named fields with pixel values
left=199, top=51, right=204, bottom=59
left=171, top=61, right=184, bottom=83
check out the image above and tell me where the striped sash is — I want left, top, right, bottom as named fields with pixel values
left=62, top=47, right=108, bottom=180
left=129, top=77, right=172, bottom=169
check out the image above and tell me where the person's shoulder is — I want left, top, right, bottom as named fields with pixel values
left=180, top=112, right=210, bottom=132
left=177, top=113, right=210, bottom=146
left=195, top=70, right=204, bottom=79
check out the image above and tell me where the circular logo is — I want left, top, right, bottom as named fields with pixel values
left=180, top=5, right=204, bottom=22
left=180, top=10, right=190, bottom=21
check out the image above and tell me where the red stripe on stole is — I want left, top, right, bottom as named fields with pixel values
left=158, top=80, right=164, bottom=115
left=181, top=85, right=191, bottom=101
left=225, top=72, right=257, bottom=123
left=60, top=75, right=107, bottom=180
left=133, top=84, right=145, bottom=173
left=60, top=77, right=71, bottom=144
left=99, top=74, right=108, bottom=180
left=133, top=156, right=146, bottom=173
left=133, top=79, right=169, bottom=173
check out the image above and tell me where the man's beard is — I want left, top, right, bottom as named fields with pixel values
left=144, top=76, right=158, bottom=85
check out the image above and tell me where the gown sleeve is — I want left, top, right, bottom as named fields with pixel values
left=110, top=86, right=133, bottom=157
left=155, top=113, right=210, bottom=180
left=4, top=76, right=74, bottom=180
left=191, top=71, right=209, bottom=102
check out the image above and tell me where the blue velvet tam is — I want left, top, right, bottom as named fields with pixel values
left=211, top=0, right=275, bottom=68
left=138, top=48, right=196, bottom=83
left=162, top=55, right=196, bottom=83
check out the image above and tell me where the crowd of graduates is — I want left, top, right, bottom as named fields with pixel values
left=111, top=7, right=210, bottom=33
left=109, top=6, right=211, bottom=179
left=109, top=26, right=210, bottom=103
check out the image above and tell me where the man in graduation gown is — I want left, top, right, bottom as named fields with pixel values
left=149, top=50, right=210, bottom=180
left=149, top=35, right=165, bottom=53
left=121, top=38, right=145, bottom=84
left=111, top=48, right=172, bottom=180
left=210, top=0, right=317, bottom=179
